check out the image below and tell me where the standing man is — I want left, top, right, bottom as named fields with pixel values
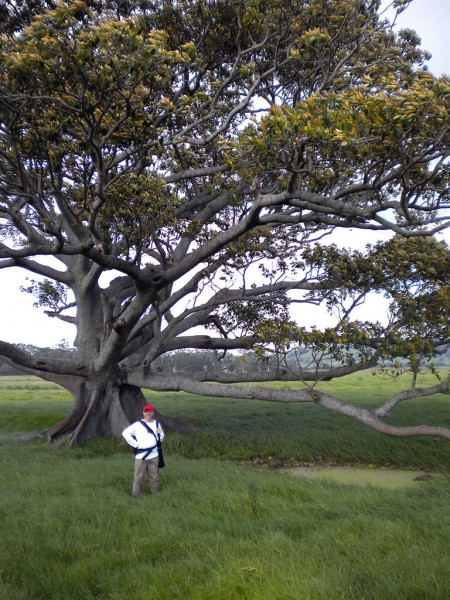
left=122, top=404, right=165, bottom=497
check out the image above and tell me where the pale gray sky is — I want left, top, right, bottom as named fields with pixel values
left=385, top=0, right=449, bottom=77
left=1, top=0, right=449, bottom=347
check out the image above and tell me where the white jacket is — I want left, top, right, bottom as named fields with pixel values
left=122, top=419, right=165, bottom=460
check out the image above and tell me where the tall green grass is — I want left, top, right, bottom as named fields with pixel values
left=0, top=443, right=449, bottom=600
left=0, top=371, right=449, bottom=599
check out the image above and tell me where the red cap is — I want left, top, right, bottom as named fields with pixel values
left=143, top=404, right=154, bottom=412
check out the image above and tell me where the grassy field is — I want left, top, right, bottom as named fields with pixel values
left=0, top=371, right=449, bottom=599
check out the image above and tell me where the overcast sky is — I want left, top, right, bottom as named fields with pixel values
left=1, top=0, right=449, bottom=348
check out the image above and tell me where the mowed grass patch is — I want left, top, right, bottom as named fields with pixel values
left=0, top=440, right=449, bottom=600
left=0, top=377, right=71, bottom=437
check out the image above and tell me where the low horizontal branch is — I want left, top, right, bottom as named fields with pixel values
left=0, top=340, right=86, bottom=379
left=126, top=373, right=450, bottom=440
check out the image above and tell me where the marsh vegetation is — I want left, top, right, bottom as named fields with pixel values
left=0, top=371, right=448, bottom=599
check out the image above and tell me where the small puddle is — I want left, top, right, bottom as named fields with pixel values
left=290, top=467, right=447, bottom=489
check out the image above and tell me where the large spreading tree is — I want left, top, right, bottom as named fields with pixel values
left=0, top=0, right=449, bottom=444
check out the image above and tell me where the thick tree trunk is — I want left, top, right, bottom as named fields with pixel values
left=45, top=381, right=195, bottom=445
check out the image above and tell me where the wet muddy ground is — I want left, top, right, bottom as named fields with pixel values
left=248, top=456, right=448, bottom=489
left=289, top=466, right=447, bottom=489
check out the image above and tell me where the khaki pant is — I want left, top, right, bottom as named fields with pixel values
left=132, top=457, right=160, bottom=496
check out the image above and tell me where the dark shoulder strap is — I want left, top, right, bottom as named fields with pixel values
left=139, top=420, right=157, bottom=438
left=136, top=421, right=158, bottom=459
left=140, top=420, right=163, bottom=447
left=139, top=421, right=160, bottom=442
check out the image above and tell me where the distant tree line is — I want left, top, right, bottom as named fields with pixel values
left=2, top=345, right=449, bottom=378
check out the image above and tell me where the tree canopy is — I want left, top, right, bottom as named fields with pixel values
left=0, top=0, right=449, bottom=443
